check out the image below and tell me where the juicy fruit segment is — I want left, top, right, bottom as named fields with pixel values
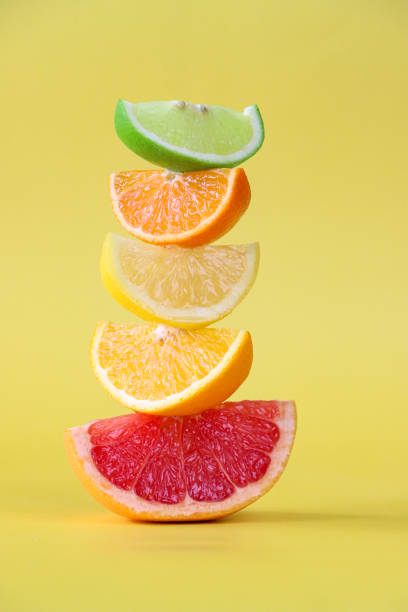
left=65, top=400, right=297, bottom=521
left=114, top=99, right=264, bottom=172
left=109, top=167, right=251, bottom=246
left=101, top=233, right=260, bottom=328
left=131, top=102, right=253, bottom=154
left=90, top=322, right=253, bottom=415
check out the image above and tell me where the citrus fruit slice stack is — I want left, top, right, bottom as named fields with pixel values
left=65, top=99, right=297, bottom=521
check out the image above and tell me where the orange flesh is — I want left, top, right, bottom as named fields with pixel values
left=114, top=169, right=229, bottom=234
left=109, top=168, right=251, bottom=246
left=91, top=322, right=253, bottom=416
left=96, top=323, right=238, bottom=401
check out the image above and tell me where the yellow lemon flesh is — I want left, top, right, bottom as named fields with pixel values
left=101, top=232, right=259, bottom=329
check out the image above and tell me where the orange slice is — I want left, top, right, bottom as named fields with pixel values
left=65, top=400, right=296, bottom=522
left=109, top=168, right=251, bottom=246
left=90, top=322, right=253, bottom=415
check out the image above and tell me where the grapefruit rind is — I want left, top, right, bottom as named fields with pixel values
left=90, top=322, right=253, bottom=416
left=64, top=401, right=296, bottom=522
left=109, top=167, right=251, bottom=247
left=114, top=99, right=264, bottom=172
left=100, top=233, right=260, bottom=329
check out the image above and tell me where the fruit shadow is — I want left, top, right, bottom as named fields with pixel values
left=222, top=509, right=389, bottom=524
left=124, top=509, right=381, bottom=527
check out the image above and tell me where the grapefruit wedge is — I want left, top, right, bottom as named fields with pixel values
left=65, top=400, right=296, bottom=522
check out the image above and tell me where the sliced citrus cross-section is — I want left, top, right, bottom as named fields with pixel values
left=101, top=233, right=260, bottom=329
left=90, top=322, right=253, bottom=415
left=65, top=400, right=296, bottom=521
left=114, top=99, right=264, bottom=172
left=109, top=167, right=250, bottom=246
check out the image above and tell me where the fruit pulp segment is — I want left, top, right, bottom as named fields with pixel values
left=89, top=401, right=282, bottom=504
left=97, top=323, right=238, bottom=401
left=112, top=169, right=229, bottom=235
left=118, top=238, right=248, bottom=309
left=131, top=102, right=253, bottom=155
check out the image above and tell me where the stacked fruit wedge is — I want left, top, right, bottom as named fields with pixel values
left=65, top=99, right=297, bottom=521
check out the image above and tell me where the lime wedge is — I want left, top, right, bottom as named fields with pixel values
left=114, top=99, right=264, bottom=171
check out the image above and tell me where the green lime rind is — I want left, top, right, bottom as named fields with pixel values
left=114, top=99, right=264, bottom=172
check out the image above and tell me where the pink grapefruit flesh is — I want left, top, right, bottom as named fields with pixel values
left=65, top=400, right=296, bottom=521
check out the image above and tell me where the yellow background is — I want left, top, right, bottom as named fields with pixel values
left=1, top=0, right=407, bottom=610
